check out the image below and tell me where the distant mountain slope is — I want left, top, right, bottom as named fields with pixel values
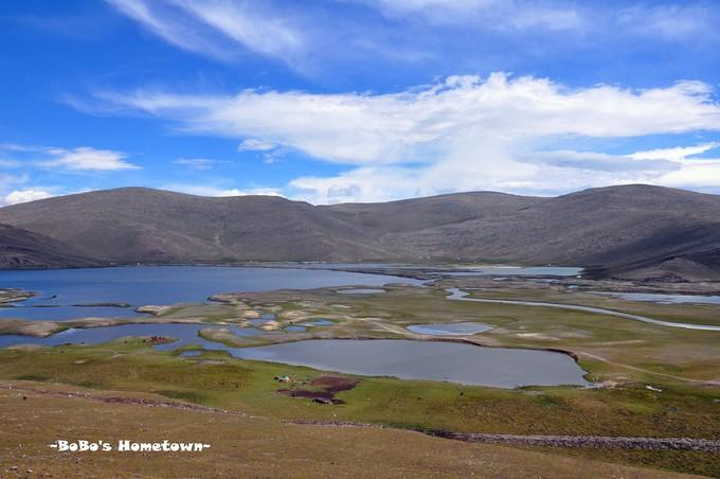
left=322, top=192, right=543, bottom=233
left=383, top=185, right=720, bottom=280
left=0, top=223, right=101, bottom=269
left=0, top=184, right=717, bottom=281
left=0, top=188, right=394, bottom=263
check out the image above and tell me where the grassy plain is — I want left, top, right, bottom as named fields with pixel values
left=0, top=282, right=718, bottom=477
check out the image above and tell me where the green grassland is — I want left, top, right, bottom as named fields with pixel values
left=0, top=283, right=718, bottom=476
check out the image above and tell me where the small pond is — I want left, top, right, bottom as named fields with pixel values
left=230, top=339, right=589, bottom=388
left=300, top=319, right=334, bottom=327
left=407, top=322, right=493, bottom=336
left=596, top=292, right=720, bottom=305
left=285, top=325, right=307, bottom=333
left=337, top=288, right=386, bottom=295
left=179, top=351, right=204, bottom=357
left=443, top=266, right=583, bottom=277
left=0, top=327, right=588, bottom=388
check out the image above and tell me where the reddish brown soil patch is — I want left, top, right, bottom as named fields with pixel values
left=278, top=375, right=360, bottom=405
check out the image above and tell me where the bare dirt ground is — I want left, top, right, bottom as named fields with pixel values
left=0, top=382, right=706, bottom=479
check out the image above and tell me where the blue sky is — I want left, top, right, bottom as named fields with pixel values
left=1, top=0, right=719, bottom=205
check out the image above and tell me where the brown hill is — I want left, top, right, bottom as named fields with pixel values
left=322, top=191, right=543, bottom=233
left=0, top=188, right=394, bottom=263
left=381, top=185, right=720, bottom=280
left=0, top=223, right=101, bottom=269
left=0, top=184, right=717, bottom=280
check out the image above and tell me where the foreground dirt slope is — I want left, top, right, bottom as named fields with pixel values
left=0, top=382, right=703, bottom=479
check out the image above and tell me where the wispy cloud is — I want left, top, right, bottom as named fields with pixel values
left=357, top=0, right=586, bottom=31
left=628, top=142, right=718, bottom=161
left=616, top=4, right=719, bottom=41
left=106, top=0, right=307, bottom=67
left=0, top=143, right=139, bottom=172
left=238, top=139, right=279, bottom=152
left=162, top=183, right=282, bottom=197
left=173, top=158, right=226, bottom=170
left=43, top=146, right=139, bottom=171
left=355, top=0, right=719, bottom=43
left=76, top=72, right=720, bottom=202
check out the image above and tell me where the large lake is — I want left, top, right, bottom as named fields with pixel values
left=0, top=266, right=422, bottom=321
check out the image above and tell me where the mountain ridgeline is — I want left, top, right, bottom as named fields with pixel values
left=0, top=185, right=718, bottom=281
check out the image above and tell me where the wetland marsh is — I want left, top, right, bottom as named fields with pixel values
left=0, top=264, right=718, bottom=476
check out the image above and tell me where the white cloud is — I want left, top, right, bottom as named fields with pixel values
left=163, top=184, right=282, bottom=197
left=238, top=139, right=285, bottom=164
left=106, top=0, right=306, bottom=66
left=616, top=4, right=719, bottom=41
left=0, top=143, right=37, bottom=152
left=1, top=189, right=53, bottom=206
left=1, top=144, right=139, bottom=172
left=358, top=1, right=718, bottom=41
left=628, top=142, right=718, bottom=161
left=653, top=159, right=720, bottom=189
left=217, top=188, right=282, bottom=197
left=93, top=74, right=720, bottom=164
left=83, top=73, right=720, bottom=202
left=627, top=143, right=720, bottom=190
left=359, top=0, right=585, bottom=31
left=44, top=147, right=139, bottom=171
left=238, top=138, right=279, bottom=151
left=173, top=158, right=221, bottom=170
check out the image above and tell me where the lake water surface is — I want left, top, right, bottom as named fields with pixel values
left=597, top=292, right=720, bottom=305
left=230, top=339, right=589, bottom=388
left=0, top=323, right=259, bottom=349
left=0, top=326, right=588, bottom=388
left=443, top=266, right=582, bottom=277
left=407, top=322, right=493, bottom=335
left=447, top=288, right=720, bottom=331
left=0, top=266, right=421, bottom=321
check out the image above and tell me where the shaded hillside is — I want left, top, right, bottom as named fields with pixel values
left=0, top=188, right=394, bottom=263
left=0, top=224, right=101, bottom=270
left=323, top=192, right=543, bottom=233
left=0, top=184, right=718, bottom=281
left=383, top=185, right=720, bottom=280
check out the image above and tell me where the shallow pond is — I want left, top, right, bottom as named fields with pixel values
left=285, top=325, right=307, bottom=333
left=245, top=314, right=276, bottom=326
left=300, top=319, right=334, bottom=327
left=596, top=292, right=720, bottom=305
left=337, top=288, right=386, bottom=295
left=0, top=323, right=260, bottom=350
left=179, top=351, right=204, bottom=357
left=443, top=266, right=583, bottom=277
left=230, top=339, right=589, bottom=388
left=447, top=288, right=720, bottom=331
left=0, top=326, right=588, bottom=388
left=0, top=266, right=421, bottom=321
left=407, top=322, right=493, bottom=335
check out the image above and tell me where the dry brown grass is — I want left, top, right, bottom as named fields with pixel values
left=0, top=382, right=702, bottom=479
